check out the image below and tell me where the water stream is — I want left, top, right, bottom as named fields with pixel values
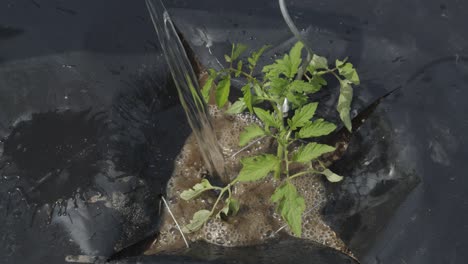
left=145, top=0, right=226, bottom=180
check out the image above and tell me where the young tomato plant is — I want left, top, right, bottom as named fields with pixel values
left=180, top=42, right=359, bottom=236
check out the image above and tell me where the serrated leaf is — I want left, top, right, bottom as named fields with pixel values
left=235, top=60, right=243, bottom=77
left=180, top=179, right=214, bottom=200
left=253, top=82, right=266, bottom=97
left=241, top=84, right=253, bottom=113
left=271, top=182, right=305, bottom=237
left=310, top=54, right=328, bottom=70
left=253, top=107, right=280, bottom=128
left=182, top=210, right=211, bottom=233
left=320, top=168, right=343, bottom=182
left=286, top=91, right=308, bottom=109
left=269, top=78, right=289, bottom=96
left=262, top=59, right=290, bottom=79
left=232, top=43, right=248, bottom=61
left=289, top=80, right=321, bottom=94
left=337, top=62, right=360, bottom=85
left=292, top=142, right=336, bottom=163
left=270, top=182, right=289, bottom=203
left=226, top=100, right=246, bottom=114
left=239, top=124, right=265, bottom=146
left=216, top=76, right=231, bottom=108
left=337, top=80, right=353, bottom=131
left=297, top=119, right=337, bottom=138
left=287, top=102, right=318, bottom=130
left=236, top=154, right=280, bottom=182
left=288, top=42, right=304, bottom=76
left=262, top=42, right=303, bottom=79
left=248, top=45, right=270, bottom=71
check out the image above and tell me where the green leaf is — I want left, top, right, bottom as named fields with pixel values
left=241, top=84, right=253, bottom=113
left=269, top=78, right=289, bottom=96
left=236, top=154, right=280, bottom=182
left=180, top=179, right=214, bottom=200
left=235, top=60, right=243, bottom=77
left=320, top=168, right=344, bottom=182
left=228, top=198, right=240, bottom=216
left=292, top=142, right=336, bottom=163
left=270, top=182, right=289, bottom=203
left=232, top=43, right=248, bottom=61
left=310, top=54, right=328, bottom=70
left=286, top=91, right=308, bottom=109
left=253, top=107, right=281, bottom=128
left=224, top=54, right=231, bottom=63
left=310, top=75, right=327, bottom=86
left=252, top=82, right=266, bottom=97
left=337, top=62, right=360, bottom=85
left=289, top=80, right=321, bottom=94
left=248, top=45, right=270, bottom=71
left=226, top=100, right=246, bottom=114
left=262, top=42, right=303, bottom=79
left=335, top=58, right=348, bottom=68
left=201, top=69, right=217, bottom=103
left=217, top=198, right=241, bottom=218
left=297, top=119, right=337, bottom=138
left=216, top=76, right=231, bottom=108
left=337, top=80, right=353, bottom=131
left=289, top=42, right=304, bottom=74
left=287, top=102, right=318, bottom=130
left=271, top=182, right=305, bottom=237
left=182, top=210, right=211, bottom=233
left=239, top=124, right=265, bottom=146
left=262, top=59, right=290, bottom=79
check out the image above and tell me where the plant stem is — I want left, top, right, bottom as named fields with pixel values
left=283, top=131, right=292, bottom=178
left=289, top=169, right=320, bottom=180
left=228, top=67, right=256, bottom=81
left=275, top=143, right=283, bottom=179
left=330, top=70, right=342, bottom=82
left=209, top=179, right=238, bottom=216
left=316, top=67, right=338, bottom=76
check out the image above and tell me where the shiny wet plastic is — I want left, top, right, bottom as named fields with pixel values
left=1, top=0, right=467, bottom=263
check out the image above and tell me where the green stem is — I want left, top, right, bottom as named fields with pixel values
left=210, top=189, right=226, bottom=215
left=228, top=67, right=256, bottom=81
left=275, top=143, right=283, bottom=179
left=289, top=169, right=320, bottom=180
left=209, top=179, right=238, bottom=216
left=330, top=70, right=343, bottom=82
left=317, top=67, right=338, bottom=76
left=283, top=131, right=292, bottom=177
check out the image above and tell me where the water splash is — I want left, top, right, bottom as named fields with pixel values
left=145, top=0, right=226, bottom=180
